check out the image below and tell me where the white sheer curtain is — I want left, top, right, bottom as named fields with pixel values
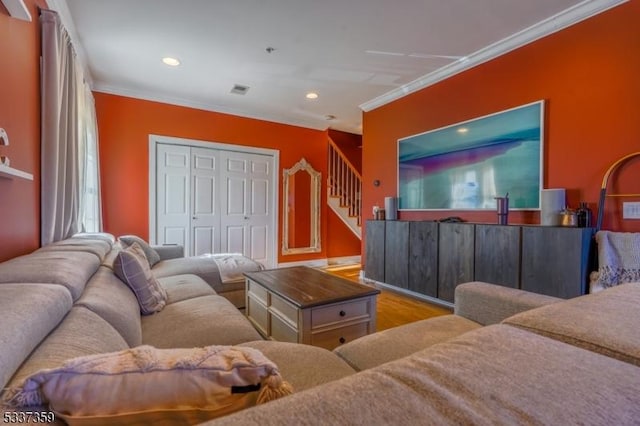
left=40, top=10, right=102, bottom=245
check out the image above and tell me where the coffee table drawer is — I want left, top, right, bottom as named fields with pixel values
left=247, top=280, right=269, bottom=304
left=271, top=311, right=298, bottom=343
left=312, top=298, right=370, bottom=328
left=270, top=293, right=298, bottom=327
left=311, top=322, right=370, bottom=350
left=247, top=296, right=268, bottom=336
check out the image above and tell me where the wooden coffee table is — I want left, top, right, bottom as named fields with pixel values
left=244, top=266, right=380, bottom=350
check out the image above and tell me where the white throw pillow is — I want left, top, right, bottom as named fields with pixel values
left=3, top=345, right=293, bottom=425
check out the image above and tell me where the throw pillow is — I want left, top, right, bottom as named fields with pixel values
left=3, top=345, right=293, bottom=425
left=113, top=242, right=167, bottom=315
left=118, top=235, right=161, bottom=267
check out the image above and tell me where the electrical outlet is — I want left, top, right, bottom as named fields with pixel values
left=623, top=202, right=640, bottom=219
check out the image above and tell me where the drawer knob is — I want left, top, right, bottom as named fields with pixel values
left=339, top=310, right=346, bottom=317
left=339, top=337, right=346, bottom=344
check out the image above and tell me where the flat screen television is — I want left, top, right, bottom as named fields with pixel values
left=397, top=100, right=544, bottom=210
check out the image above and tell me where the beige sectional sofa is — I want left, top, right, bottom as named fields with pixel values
left=2, top=232, right=640, bottom=425
left=0, top=233, right=356, bottom=423
left=206, top=283, right=640, bottom=425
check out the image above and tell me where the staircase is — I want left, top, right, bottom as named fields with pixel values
left=327, top=138, right=362, bottom=239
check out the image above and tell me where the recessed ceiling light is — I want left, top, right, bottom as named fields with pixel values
left=457, top=127, right=469, bottom=134
left=305, top=92, right=319, bottom=100
left=162, top=57, right=181, bottom=67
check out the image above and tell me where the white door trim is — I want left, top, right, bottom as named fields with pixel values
left=149, top=134, right=280, bottom=268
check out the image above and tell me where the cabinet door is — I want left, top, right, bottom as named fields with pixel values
left=438, top=223, right=475, bottom=303
left=408, top=221, right=438, bottom=297
left=474, top=224, right=521, bottom=288
left=364, top=221, right=386, bottom=282
left=384, top=221, right=409, bottom=289
left=521, top=227, right=593, bottom=298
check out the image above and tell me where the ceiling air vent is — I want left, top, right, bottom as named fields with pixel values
left=230, top=84, right=250, bottom=95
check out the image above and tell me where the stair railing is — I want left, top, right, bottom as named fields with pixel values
left=328, top=138, right=362, bottom=225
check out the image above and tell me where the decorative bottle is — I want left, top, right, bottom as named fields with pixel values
left=577, top=202, right=592, bottom=228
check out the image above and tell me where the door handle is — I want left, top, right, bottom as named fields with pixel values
left=192, top=216, right=198, bottom=220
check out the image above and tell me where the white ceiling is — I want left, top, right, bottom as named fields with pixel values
left=52, top=0, right=624, bottom=134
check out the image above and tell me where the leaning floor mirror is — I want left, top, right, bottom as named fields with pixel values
left=282, top=158, right=321, bottom=254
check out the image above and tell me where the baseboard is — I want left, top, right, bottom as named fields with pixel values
left=277, top=259, right=329, bottom=268
left=327, top=255, right=361, bottom=265
left=278, top=255, right=361, bottom=269
left=362, top=275, right=454, bottom=309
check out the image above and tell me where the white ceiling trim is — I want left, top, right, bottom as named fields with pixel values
left=92, top=84, right=330, bottom=131
left=360, top=0, right=628, bottom=112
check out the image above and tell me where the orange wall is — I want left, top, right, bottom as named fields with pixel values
left=95, top=93, right=360, bottom=263
left=0, top=0, right=46, bottom=262
left=363, top=0, right=640, bottom=251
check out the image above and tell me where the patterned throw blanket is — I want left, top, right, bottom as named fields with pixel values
left=203, top=253, right=265, bottom=282
left=591, top=231, right=640, bottom=290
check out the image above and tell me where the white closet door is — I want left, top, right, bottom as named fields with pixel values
left=156, top=144, right=191, bottom=249
left=154, top=139, right=276, bottom=265
left=190, top=147, right=221, bottom=256
left=220, top=150, right=273, bottom=267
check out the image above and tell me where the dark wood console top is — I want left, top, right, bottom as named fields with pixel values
left=244, top=266, right=380, bottom=308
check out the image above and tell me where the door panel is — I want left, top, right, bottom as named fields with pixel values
left=157, top=144, right=191, bottom=248
left=250, top=225, right=268, bottom=260
left=190, top=147, right=220, bottom=256
left=193, top=226, right=216, bottom=256
left=154, top=141, right=274, bottom=266
left=220, top=151, right=273, bottom=266
left=226, top=226, right=245, bottom=253
left=164, top=227, right=186, bottom=247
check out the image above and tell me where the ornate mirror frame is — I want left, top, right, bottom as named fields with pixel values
left=282, top=158, right=321, bottom=254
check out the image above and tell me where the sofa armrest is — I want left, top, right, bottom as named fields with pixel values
left=152, top=244, right=184, bottom=261
left=454, top=281, right=562, bottom=326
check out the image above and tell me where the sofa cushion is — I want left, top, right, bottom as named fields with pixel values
left=4, top=345, right=292, bottom=425
left=152, top=256, right=222, bottom=291
left=35, top=238, right=112, bottom=260
left=0, top=251, right=100, bottom=301
left=75, top=266, right=142, bottom=347
left=454, top=281, right=561, bottom=325
left=71, top=232, right=116, bottom=244
left=503, top=282, right=640, bottom=366
left=239, top=341, right=356, bottom=392
left=113, top=243, right=167, bottom=315
left=333, top=314, right=481, bottom=370
left=207, top=325, right=640, bottom=426
left=152, top=256, right=250, bottom=308
left=157, top=274, right=217, bottom=304
left=142, top=295, right=262, bottom=348
left=0, top=284, right=72, bottom=390
left=5, top=306, right=129, bottom=389
left=119, top=235, right=161, bottom=267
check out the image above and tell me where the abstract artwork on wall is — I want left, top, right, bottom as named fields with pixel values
left=398, top=100, right=544, bottom=210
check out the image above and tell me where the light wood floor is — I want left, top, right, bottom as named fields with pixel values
left=323, top=264, right=452, bottom=331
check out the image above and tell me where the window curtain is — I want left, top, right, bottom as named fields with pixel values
left=40, top=10, right=102, bottom=245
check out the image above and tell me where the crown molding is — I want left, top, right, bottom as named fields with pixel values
left=92, top=84, right=331, bottom=132
left=360, top=0, right=628, bottom=112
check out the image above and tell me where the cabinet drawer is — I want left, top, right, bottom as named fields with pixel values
left=311, top=322, right=370, bottom=350
left=311, top=298, right=370, bottom=328
left=247, top=296, right=268, bottom=336
left=247, top=280, right=268, bottom=304
left=270, top=293, right=298, bottom=327
left=270, top=311, right=299, bottom=343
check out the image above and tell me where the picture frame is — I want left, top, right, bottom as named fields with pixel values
left=397, top=100, right=544, bottom=210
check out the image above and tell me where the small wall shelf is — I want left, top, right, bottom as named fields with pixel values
left=0, top=164, right=33, bottom=180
